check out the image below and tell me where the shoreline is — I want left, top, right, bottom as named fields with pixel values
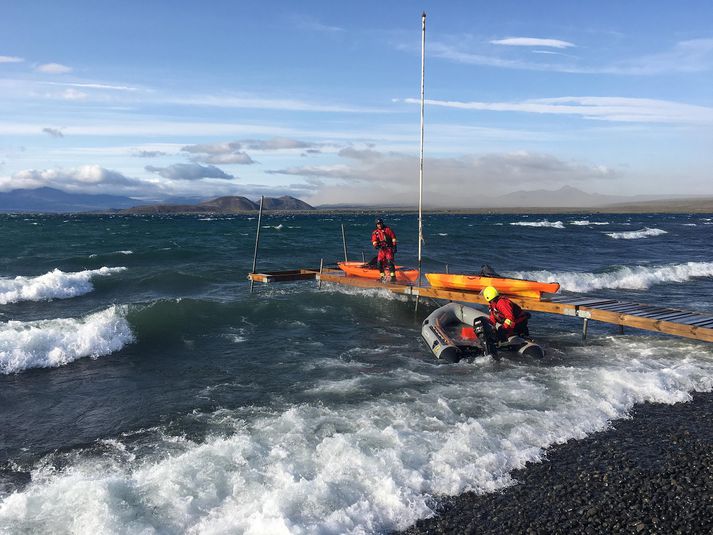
left=399, top=391, right=713, bottom=534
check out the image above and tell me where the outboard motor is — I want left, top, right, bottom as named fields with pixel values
left=473, top=316, right=499, bottom=360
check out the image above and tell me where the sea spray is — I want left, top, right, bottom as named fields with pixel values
left=510, top=220, right=565, bottom=229
left=0, top=305, right=134, bottom=374
left=2, top=336, right=712, bottom=533
left=605, top=227, right=667, bottom=240
left=0, top=267, right=126, bottom=304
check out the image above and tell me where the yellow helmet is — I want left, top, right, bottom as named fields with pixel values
left=482, top=286, right=499, bottom=302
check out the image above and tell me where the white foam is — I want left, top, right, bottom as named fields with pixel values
left=88, top=251, right=133, bottom=258
left=605, top=227, right=667, bottom=239
left=509, top=261, right=713, bottom=292
left=569, top=220, right=610, bottom=226
left=0, top=267, right=126, bottom=305
left=510, top=220, right=564, bottom=229
left=2, top=337, right=712, bottom=533
left=0, top=305, right=134, bottom=374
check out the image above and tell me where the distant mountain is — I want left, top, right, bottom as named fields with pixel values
left=492, top=186, right=622, bottom=208
left=489, top=186, right=691, bottom=208
left=261, top=196, right=314, bottom=210
left=0, top=187, right=144, bottom=213
left=122, top=195, right=314, bottom=214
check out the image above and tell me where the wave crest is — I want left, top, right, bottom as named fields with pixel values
left=605, top=227, right=667, bottom=240
left=0, top=267, right=126, bottom=305
left=0, top=305, right=134, bottom=374
left=509, top=261, right=713, bottom=292
left=510, top=220, right=564, bottom=229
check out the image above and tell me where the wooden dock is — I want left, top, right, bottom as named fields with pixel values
left=248, top=268, right=713, bottom=344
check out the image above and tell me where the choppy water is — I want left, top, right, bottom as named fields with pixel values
left=1, top=212, right=713, bottom=534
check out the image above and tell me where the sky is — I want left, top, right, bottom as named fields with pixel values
left=1, top=0, right=712, bottom=207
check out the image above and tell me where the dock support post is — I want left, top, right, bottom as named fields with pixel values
left=582, top=318, right=589, bottom=342
left=249, top=195, right=264, bottom=293
left=619, top=324, right=624, bottom=335
left=318, top=258, right=324, bottom=290
left=341, top=224, right=349, bottom=262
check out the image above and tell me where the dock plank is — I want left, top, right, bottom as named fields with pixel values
left=251, top=269, right=713, bottom=344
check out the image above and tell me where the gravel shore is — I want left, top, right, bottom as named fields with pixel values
left=400, top=392, right=713, bottom=535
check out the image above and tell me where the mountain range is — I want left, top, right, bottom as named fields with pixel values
left=122, top=195, right=314, bottom=214
left=0, top=187, right=143, bottom=212
left=0, top=188, right=314, bottom=213
left=0, top=186, right=710, bottom=213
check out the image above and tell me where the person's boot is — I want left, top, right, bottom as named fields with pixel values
left=379, top=273, right=386, bottom=283
left=389, top=273, right=397, bottom=283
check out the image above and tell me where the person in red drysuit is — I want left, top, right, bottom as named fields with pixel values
left=482, top=285, right=530, bottom=341
left=371, top=218, right=398, bottom=282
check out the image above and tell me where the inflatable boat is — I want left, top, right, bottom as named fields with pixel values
left=425, top=273, right=559, bottom=299
left=421, top=302, right=544, bottom=362
left=338, top=261, right=419, bottom=283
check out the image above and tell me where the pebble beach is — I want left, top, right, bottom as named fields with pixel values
left=401, top=392, right=713, bottom=534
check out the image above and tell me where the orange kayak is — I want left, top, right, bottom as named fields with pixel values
left=425, top=273, right=559, bottom=299
left=338, top=261, right=419, bottom=283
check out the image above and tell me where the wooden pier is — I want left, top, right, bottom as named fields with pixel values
left=248, top=268, right=713, bottom=344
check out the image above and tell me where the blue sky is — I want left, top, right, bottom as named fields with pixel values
left=1, top=0, right=712, bottom=206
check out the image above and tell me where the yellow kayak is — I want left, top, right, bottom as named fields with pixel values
left=425, top=273, right=560, bottom=299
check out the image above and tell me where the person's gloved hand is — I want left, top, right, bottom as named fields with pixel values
left=374, top=243, right=380, bottom=249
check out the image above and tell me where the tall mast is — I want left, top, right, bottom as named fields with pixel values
left=417, top=12, right=426, bottom=288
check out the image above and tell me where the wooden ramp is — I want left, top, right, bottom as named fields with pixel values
left=247, top=269, right=713, bottom=343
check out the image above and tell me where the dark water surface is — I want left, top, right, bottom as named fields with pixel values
left=1, top=213, right=712, bottom=533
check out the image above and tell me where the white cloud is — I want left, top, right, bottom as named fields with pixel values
left=491, top=37, right=575, bottom=48
left=181, top=142, right=255, bottom=165
left=44, top=81, right=140, bottom=91
left=61, top=88, right=88, bottom=100
left=0, top=55, right=24, bottom=63
left=291, top=14, right=345, bottom=34
left=402, top=96, right=713, bottom=124
left=168, top=94, right=381, bottom=113
left=35, top=63, right=73, bottom=74
left=608, top=38, right=713, bottom=75
left=430, top=38, right=713, bottom=75
left=42, top=127, right=64, bottom=138
left=270, top=148, right=617, bottom=207
left=1, top=165, right=147, bottom=193
left=243, top=138, right=321, bottom=151
left=145, top=163, right=234, bottom=181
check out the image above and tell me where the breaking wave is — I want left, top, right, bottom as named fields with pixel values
left=1, top=338, right=712, bottom=533
left=510, top=220, right=564, bottom=229
left=509, top=261, right=713, bottom=293
left=0, top=267, right=126, bottom=305
left=0, top=305, right=134, bottom=374
left=605, top=227, right=667, bottom=240
left=569, top=220, right=610, bottom=226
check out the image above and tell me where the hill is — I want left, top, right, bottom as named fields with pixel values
left=0, top=187, right=144, bottom=213
left=122, top=195, right=314, bottom=214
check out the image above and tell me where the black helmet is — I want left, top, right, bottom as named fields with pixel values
left=375, top=218, right=384, bottom=226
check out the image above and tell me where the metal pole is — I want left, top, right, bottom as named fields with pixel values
left=341, top=224, right=349, bottom=262
left=582, top=318, right=589, bottom=342
left=415, top=12, right=426, bottom=312
left=362, top=251, right=366, bottom=263
left=318, top=258, right=324, bottom=290
left=249, top=195, right=264, bottom=293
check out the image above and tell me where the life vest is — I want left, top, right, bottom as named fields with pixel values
left=489, top=297, right=528, bottom=329
left=372, top=227, right=396, bottom=248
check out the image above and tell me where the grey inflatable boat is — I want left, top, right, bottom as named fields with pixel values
left=421, top=302, right=544, bottom=362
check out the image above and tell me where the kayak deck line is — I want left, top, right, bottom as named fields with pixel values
left=247, top=268, right=713, bottom=344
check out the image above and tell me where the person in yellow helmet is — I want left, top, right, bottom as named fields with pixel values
left=482, top=286, right=531, bottom=340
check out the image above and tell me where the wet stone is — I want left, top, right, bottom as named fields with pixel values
left=398, top=392, right=713, bottom=535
